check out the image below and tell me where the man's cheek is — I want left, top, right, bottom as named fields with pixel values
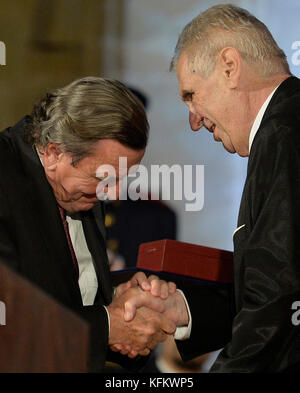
left=96, top=180, right=120, bottom=201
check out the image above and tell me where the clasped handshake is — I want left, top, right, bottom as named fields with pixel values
left=107, top=272, right=189, bottom=358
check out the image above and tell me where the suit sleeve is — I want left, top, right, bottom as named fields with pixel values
left=0, top=183, right=20, bottom=270
left=212, top=118, right=300, bottom=372
left=176, top=284, right=233, bottom=360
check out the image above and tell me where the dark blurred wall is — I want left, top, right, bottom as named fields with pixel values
left=0, top=0, right=124, bottom=130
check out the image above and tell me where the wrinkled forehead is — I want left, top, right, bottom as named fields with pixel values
left=87, top=139, right=145, bottom=166
left=177, top=51, right=195, bottom=83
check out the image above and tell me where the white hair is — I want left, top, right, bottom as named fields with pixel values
left=170, top=4, right=290, bottom=78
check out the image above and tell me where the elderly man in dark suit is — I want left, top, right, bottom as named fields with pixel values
left=0, top=76, right=178, bottom=372
left=122, top=4, right=300, bottom=372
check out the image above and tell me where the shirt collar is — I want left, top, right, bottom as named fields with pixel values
left=35, top=146, right=44, bottom=166
left=248, top=85, right=280, bottom=153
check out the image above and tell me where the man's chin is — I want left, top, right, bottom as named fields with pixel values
left=62, top=200, right=97, bottom=214
left=222, top=142, right=236, bottom=154
left=73, top=202, right=96, bottom=212
left=225, top=147, right=236, bottom=154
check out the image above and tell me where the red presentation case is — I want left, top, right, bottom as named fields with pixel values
left=137, top=239, right=233, bottom=284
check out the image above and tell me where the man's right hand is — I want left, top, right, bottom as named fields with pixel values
left=107, top=287, right=176, bottom=358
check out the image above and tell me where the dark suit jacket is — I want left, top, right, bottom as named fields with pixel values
left=0, top=116, right=143, bottom=372
left=177, top=76, right=300, bottom=373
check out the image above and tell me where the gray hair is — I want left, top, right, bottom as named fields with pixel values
left=26, top=76, right=149, bottom=164
left=170, top=4, right=290, bottom=78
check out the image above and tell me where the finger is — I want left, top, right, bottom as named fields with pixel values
left=127, top=350, right=138, bottom=359
left=145, top=328, right=168, bottom=350
left=148, top=275, right=164, bottom=297
left=148, top=276, right=172, bottom=299
left=110, top=344, right=123, bottom=352
left=111, top=343, right=132, bottom=355
left=114, top=281, right=131, bottom=299
left=135, top=308, right=174, bottom=347
left=124, top=293, right=165, bottom=321
left=159, top=281, right=169, bottom=299
left=130, top=271, right=151, bottom=291
left=168, top=281, right=177, bottom=295
left=160, top=314, right=176, bottom=335
left=137, top=348, right=150, bottom=357
left=120, top=347, right=130, bottom=355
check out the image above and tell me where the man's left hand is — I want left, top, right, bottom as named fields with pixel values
left=114, top=271, right=177, bottom=300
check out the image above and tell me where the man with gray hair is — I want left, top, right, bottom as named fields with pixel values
left=0, top=76, right=180, bottom=372
left=171, top=3, right=300, bottom=373
left=122, top=4, right=300, bottom=372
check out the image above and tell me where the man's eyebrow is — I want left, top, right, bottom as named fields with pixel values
left=181, top=90, right=194, bottom=101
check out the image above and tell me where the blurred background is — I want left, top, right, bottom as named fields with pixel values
left=1, top=0, right=300, bottom=372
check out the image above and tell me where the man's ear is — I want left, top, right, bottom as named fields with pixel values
left=218, top=47, right=241, bottom=88
left=42, top=143, right=63, bottom=171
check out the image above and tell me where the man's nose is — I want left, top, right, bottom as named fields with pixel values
left=189, top=112, right=203, bottom=131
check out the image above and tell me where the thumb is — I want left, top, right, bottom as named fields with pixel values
left=114, top=280, right=131, bottom=299
left=160, top=313, right=176, bottom=335
left=124, top=293, right=165, bottom=322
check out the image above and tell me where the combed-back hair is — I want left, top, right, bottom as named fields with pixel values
left=26, top=76, right=149, bottom=164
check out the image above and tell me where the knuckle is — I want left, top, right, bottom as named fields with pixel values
left=160, top=334, right=167, bottom=343
left=144, top=327, right=152, bottom=336
left=142, top=335, right=149, bottom=344
left=118, top=283, right=126, bottom=292
left=145, top=325, right=156, bottom=336
left=139, top=349, right=149, bottom=356
left=136, top=271, right=146, bottom=281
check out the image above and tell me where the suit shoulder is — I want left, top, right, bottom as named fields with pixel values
left=0, top=116, right=31, bottom=179
left=249, top=115, right=300, bottom=184
left=0, top=115, right=30, bottom=148
left=0, top=128, right=16, bottom=163
left=257, top=114, right=300, bottom=149
left=262, top=77, right=300, bottom=129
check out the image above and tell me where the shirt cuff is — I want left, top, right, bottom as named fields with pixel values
left=173, top=289, right=192, bottom=341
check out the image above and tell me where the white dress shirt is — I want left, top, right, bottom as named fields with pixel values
left=66, top=213, right=98, bottom=305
